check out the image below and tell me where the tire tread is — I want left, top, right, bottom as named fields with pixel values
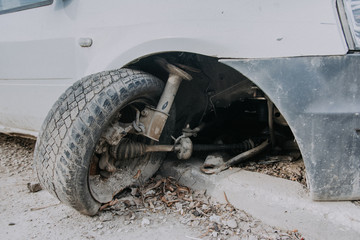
left=34, top=68, right=165, bottom=215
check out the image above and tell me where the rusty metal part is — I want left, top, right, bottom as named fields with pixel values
left=176, top=137, right=193, bottom=160
left=95, top=138, right=107, bottom=154
left=112, top=137, right=264, bottom=162
left=112, top=138, right=189, bottom=161
left=101, top=121, right=133, bottom=146
left=114, top=138, right=147, bottom=160
left=132, top=108, right=145, bottom=133
left=145, top=144, right=175, bottom=152
left=140, top=58, right=192, bottom=141
left=173, top=63, right=201, bottom=73
left=89, top=155, right=99, bottom=175
left=158, top=71, right=189, bottom=112
left=209, top=81, right=256, bottom=108
left=111, top=139, right=175, bottom=163
left=138, top=107, right=168, bottom=141
left=201, top=139, right=270, bottom=174
left=98, top=150, right=116, bottom=173
left=181, top=123, right=205, bottom=137
left=156, top=58, right=192, bottom=82
left=193, top=139, right=255, bottom=152
left=96, top=121, right=134, bottom=173
left=202, top=153, right=227, bottom=169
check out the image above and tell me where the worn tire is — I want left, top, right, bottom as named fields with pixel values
left=34, top=68, right=173, bottom=215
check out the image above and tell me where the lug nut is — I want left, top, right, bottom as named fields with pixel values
left=141, top=110, right=148, bottom=117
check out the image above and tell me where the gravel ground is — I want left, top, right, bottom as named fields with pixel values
left=0, top=134, right=35, bottom=176
left=0, top=133, right=305, bottom=240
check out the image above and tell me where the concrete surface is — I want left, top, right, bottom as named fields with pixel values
left=0, top=171, right=203, bottom=240
left=159, top=158, right=360, bottom=240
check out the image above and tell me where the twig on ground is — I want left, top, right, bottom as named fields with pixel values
left=30, top=203, right=61, bottom=211
left=223, top=191, right=233, bottom=207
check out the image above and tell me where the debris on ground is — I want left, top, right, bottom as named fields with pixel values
left=0, top=133, right=306, bottom=239
left=241, top=156, right=307, bottom=186
left=101, top=176, right=304, bottom=240
left=27, top=182, right=42, bottom=192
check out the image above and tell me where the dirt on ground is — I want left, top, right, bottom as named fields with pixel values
left=241, top=156, right=307, bottom=186
left=0, top=133, right=307, bottom=240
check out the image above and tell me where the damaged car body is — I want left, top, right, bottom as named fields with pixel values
left=0, top=0, right=359, bottom=215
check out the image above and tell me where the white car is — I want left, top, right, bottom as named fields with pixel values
left=0, top=0, right=359, bottom=215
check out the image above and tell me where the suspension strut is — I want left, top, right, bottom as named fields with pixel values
left=139, top=58, right=192, bottom=141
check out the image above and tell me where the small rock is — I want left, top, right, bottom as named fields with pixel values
left=130, top=187, right=138, bottom=196
left=213, top=223, right=220, bottom=232
left=280, top=236, right=291, bottom=240
left=223, top=229, right=233, bottom=235
left=226, top=219, right=238, bottom=229
left=141, top=218, right=150, bottom=227
left=191, top=220, right=200, bottom=227
left=144, top=190, right=155, bottom=196
left=175, top=202, right=182, bottom=211
left=209, top=214, right=221, bottom=224
left=8, top=223, right=15, bottom=226
left=129, top=213, right=136, bottom=220
left=212, top=231, right=218, bottom=237
left=122, top=197, right=138, bottom=207
left=180, top=218, right=189, bottom=224
left=192, top=210, right=201, bottom=217
left=201, top=204, right=209, bottom=211
left=249, top=220, right=260, bottom=228
left=99, top=212, right=113, bottom=222
left=225, top=205, right=234, bottom=211
left=247, top=234, right=258, bottom=240
left=27, top=182, right=42, bottom=193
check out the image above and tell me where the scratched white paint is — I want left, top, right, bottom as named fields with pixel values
left=0, top=0, right=348, bottom=135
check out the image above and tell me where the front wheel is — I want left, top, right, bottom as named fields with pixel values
left=34, top=69, right=174, bottom=215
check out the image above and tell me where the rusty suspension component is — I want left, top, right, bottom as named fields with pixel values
left=139, top=58, right=192, bottom=141
left=193, top=139, right=255, bottom=152
left=111, top=138, right=265, bottom=162
left=111, top=139, right=184, bottom=161
left=200, top=139, right=270, bottom=174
